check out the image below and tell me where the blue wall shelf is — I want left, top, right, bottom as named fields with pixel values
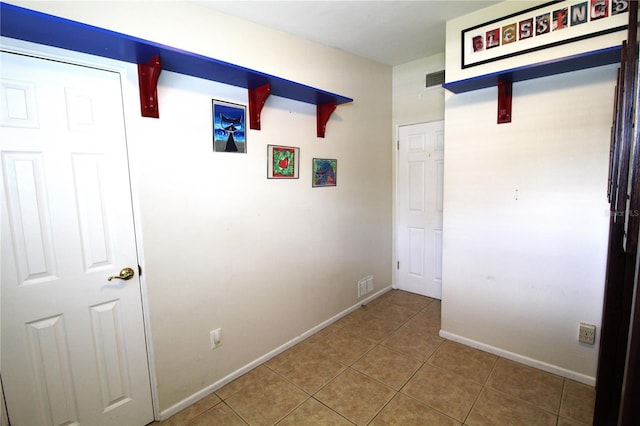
left=0, top=2, right=353, bottom=137
left=443, top=45, right=622, bottom=94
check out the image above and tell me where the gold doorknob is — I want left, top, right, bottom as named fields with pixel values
left=108, top=267, right=135, bottom=281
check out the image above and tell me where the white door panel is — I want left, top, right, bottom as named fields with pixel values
left=398, top=121, right=444, bottom=298
left=1, top=51, right=153, bottom=426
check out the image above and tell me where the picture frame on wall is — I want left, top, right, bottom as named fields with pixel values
left=461, top=0, right=629, bottom=69
left=312, top=158, right=337, bottom=187
left=267, top=145, right=300, bottom=179
left=212, top=99, right=247, bottom=153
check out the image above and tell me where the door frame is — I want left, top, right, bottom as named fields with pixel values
left=0, top=36, right=160, bottom=421
left=393, top=120, right=444, bottom=296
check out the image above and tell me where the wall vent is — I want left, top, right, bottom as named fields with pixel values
left=426, top=70, right=445, bottom=88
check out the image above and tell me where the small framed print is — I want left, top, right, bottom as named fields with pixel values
left=212, top=99, right=246, bottom=153
left=268, top=145, right=300, bottom=179
left=312, top=158, right=337, bottom=187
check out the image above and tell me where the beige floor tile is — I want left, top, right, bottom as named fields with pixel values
left=362, top=300, right=421, bottom=325
left=277, top=398, right=352, bottom=425
left=382, top=326, right=444, bottom=362
left=224, top=367, right=308, bottom=426
left=352, top=345, right=422, bottom=390
left=331, top=308, right=370, bottom=328
left=165, top=392, right=222, bottom=423
left=303, top=323, right=340, bottom=345
left=383, top=289, right=435, bottom=311
left=370, top=393, right=461, bottom=425
left=266, top=341, right=346, bottom=393
left=190, top=402, right=248, bottom=426
left=316, top=325, right=377, bottom=365
left=465, top=388, right=557, bottom=426
left=341, top=315, right=400, bottom=342
left=486, top=358, right=563, bottom=414
left=404, top=308, right=441, bottom=337
left=559, top=379, right=595, bottom=425
left=401, top=364, right=482, bottom=422
left=428, top=340, right=497, bottom=384
left=216, top=365, right=272, bottom=400
left=315, top=368, right=395, bottom=425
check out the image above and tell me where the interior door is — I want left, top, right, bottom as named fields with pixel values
left=397, top=121, right=444, bottom=299
left=1, top=51, right=153, bottom=425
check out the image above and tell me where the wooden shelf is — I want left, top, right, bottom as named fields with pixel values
left=0, top=3, right=352, bottom=136
left=443, top=45, right=622, bottom=94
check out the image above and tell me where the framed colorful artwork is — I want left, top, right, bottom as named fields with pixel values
left=312, top=158, right=337, bottom=187
left=461, top=0, right=628, bottom=69
left=267, top=145, right=300, bottom=179
left=212, top=99, right=246, bottom=153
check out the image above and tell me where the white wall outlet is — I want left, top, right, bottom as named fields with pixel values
left=210, top=328, right=222, bottom=349
left=578, top=322, right=596, bottom=345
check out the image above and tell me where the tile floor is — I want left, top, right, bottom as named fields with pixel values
left=158, top=290, right=595, bottom=425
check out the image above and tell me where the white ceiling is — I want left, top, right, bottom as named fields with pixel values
left=197, top=1, right=501, bottom=66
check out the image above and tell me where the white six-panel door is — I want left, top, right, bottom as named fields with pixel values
left=397, top=121, right=444, bottom=299
left=1, top=51, right=153, bottom=425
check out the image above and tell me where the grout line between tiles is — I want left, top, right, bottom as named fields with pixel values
left=218, top=400, right=251, bottom=426
left=310, top=396, right=357, bottom=425
left=395, top=388, right=462, bottom=425
left=558, top=377, right=568, bottom=419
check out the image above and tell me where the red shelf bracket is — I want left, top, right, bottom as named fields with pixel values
left=317, top=102, right=337, bottom=138
left=138, top=55, right=162, bottom=118
left=497, top=75, right=512, bottom=124
left=248, top=84, right=271, bottom=130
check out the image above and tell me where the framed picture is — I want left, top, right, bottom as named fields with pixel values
left=312, top=158, right=337, bottom=187
left=212, top=99, right=246, bottom=153
left=267, top=145, right=300, bottom=179
left=461, top=0, right=628, bottom=69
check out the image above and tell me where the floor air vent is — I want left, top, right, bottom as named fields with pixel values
left=426, top=70, right=445, bottom=88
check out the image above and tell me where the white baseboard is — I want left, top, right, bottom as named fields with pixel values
left=159, top=285, right=393, bottom=420
left=439, top=330, right=596, bottom=386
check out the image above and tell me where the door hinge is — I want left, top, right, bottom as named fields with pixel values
left=397, top=140, right=399, bottom=150
left=397, top=261, right=400, bottom=269
left=138, top=264, right=142, bottom=277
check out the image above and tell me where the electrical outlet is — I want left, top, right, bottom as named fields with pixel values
left=210, top=328, right=222, bottom=349
left=578, top=323, right=596, bottom=345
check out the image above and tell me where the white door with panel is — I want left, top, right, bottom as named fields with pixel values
left=1, top=51, right=153, bottom=425
left=397, top=121, right=444, bottom=299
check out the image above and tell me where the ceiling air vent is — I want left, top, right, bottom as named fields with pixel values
left=425, top=70, right=445, bottom=88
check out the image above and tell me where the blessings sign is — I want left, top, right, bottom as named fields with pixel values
left=462, top=0, right=629, bottom=68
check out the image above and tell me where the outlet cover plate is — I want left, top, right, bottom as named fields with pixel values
left=210, top=328, right=222, bottom=349
left=578, top=322, right=596, bottom=345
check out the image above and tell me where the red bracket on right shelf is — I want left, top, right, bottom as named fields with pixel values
left=138, top=55, right=162, bottom=118
left=497, top=75, right=512, bottom=124
left=317, top=102, right=337, bottom=138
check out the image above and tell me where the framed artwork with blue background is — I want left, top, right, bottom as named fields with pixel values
left=212, top=99, right=246, bottom=153
left=312, top=158, right=337, bottom=187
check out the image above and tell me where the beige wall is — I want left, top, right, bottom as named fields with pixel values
left=440, top=1, right=624, bottom=383
left=8, top=1, right=392, bottom=414
left=392, top=53, right=445, bottom=127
